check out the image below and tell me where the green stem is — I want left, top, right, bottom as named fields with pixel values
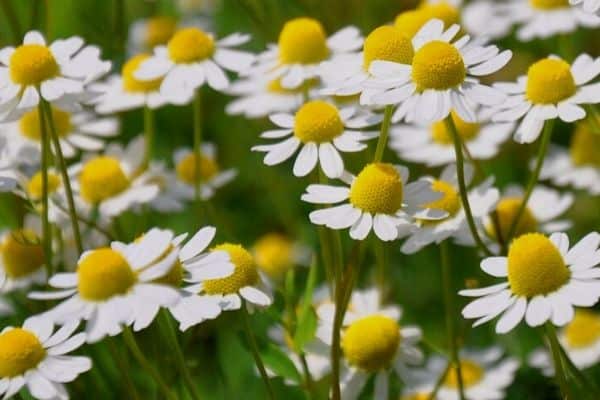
left=558, top=339, right=600, bottom=398
left=37, top=101, right=52, bottom=276
left=142, top=105, right=154, bottom=172
left=193, top=89, right=203, bottom=202
left=374, top=239, right=387, bottom=302
left=107, top=337, right=140, bottom=400
left=373, top=105, right=393, bottom=162
left=428, top=361, right=451, bottom=400
left=440, top=241, right=466, bottom=400
left=506, top=119, right=554, bottom=243
left=299, top=353, right=316, bottom=400
left=445, top=115, right=492, bottom=256
left=545, top=323, right=573, bottom=399
left=585, top=105, right=600, bottom=134
left=241, top=306, right=276, bottom=400
left=53, top=202, right=113, bottom=240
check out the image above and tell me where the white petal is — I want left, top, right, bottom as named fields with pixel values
left=496, top=296, right=527, bottom=334
left=525, top=296, right=552, bottom=327
left=293, top=143, right=319, bottom=177
left=481, top=257, right=509, bottom=277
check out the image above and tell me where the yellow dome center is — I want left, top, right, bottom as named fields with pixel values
left=9, top=44, right=59, bottom=85
left=362, top=26, right=414, bottom=70
left=445, top=359, right=484, bottom=388
left=79, top=156, right=130, bottom=204
left=526, top=58, right=576, bottom=104
left=1, top=229, right=45, bottom=279
left=176, top=152, right=219, bottom=185
left=145, top=16, right=178, bottom=48
left=341, top=315, right=401, bottom=372
left=529, top=0, right=569, bottom=10
left=122, top=54, right=163, bottom=93
left=430, top=111, right=480, bottom=144
left=254, top=233, right=294, bottom=280
left=19, top=106, right=72, bottom=141
left=278, top=18, right=329, bottom=64
left=488, top=197, right=538, bottom=241
left=168, top=27, right=215, bottom=64
left=0, top=328, right=46, bottom=378
left=267, top=77, right=318, bottom=94
left=412, top=41, right=466, bottom=91
left=77, top=248, right=137, bottom=301
left=394, top=2, right=460, bottom=38
left=203, top=243, right=259, bottom=295
left=349, top=163, right=404, bottom=215
left=422, top=180, right=460, bottom=219
left=569, top=122, right=600, bottom=167
left=564, top=310, right=600, bottom=348
left=294, top=100, right=344, bottom=143
left=27, top=171, right=61, bottom=201
left=507, top=233, right=570, bottom=297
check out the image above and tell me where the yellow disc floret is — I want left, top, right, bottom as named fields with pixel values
left=363, top=26, right=414, bottom=70
left=394, top=2, right=460, bottom=38
left=203, top=243, right=259, bottom=295
left=431, top=111, right=480, bottom=144
left=350, top=163, right=404, bottom=214
left=168, top=27, right=215, bottom=63
left=1, top=229, right=45, bottom=279
left=489, top=197, right=538, bottom=240
left=19, top=107, right=72, bottom=141
left=176, top=152, right=219, bottom=185
left=122, top=54, right=162, bottom=93
left=9, top=44, right=59, bottom=85
left=267, top=77, right=318, bottom=94
left=529, top=0, right=569, bottom=10
left=341, top=315, right=401, bottom=372
left=0, top=328, right=46, bottom=378
left=507, top=233, right=570, bottom=297
left=77, top=248, right=137, bottom=301
left=79, top=156, right=130, bottom=204
left=27, top=171, right=61, bottom=201
left=412, top=41, right=466, bottom=91
left=445, top=359, right=484, bottom=388
left=570, top=122, right=600, bottom=167
left=526, top=58, right=576, bottom=105
left=563, top=310, right=600, bottom=348
left=401, top=394, right=431, bottom=400
left=278, top=18, right=329, bottom=64
left=294, top=101, right=344, bottom=143
left=422, top=180, right=460, bottom=218
left=145, top=16, right=178, bottom=48
left=254, top=233, right=294, bottom=280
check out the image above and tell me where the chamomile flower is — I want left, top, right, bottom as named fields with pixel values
left=253, top=233, right=310, bottom=281
left=302, top=163, right=446, bottom=241
left=242, top=18, right=362, bottom=90
left=492, top=54, right=600, bottom=143
left=389, top=110, right=513, bottom=167
left=401, top=164, right=499, bottom=254
left=367, top=19, right=511, bottom=124
left=0, top=317, right=91, bottom=400
left=570, top=0, right=600, bottom=15
left=172, top=144, right=237, bottom=201
left=461, top=231, right=600, bottom=333
left=0, top=137, right=17, bottom=192
left=0, top=229, right=46, bottom=293
left=30, top=228, right=182, bottom=343
left=0, top=31, right=111, bottom=121
left=394, top=0, right=462, bottom=39
left=461, top=1, right=515, bottom=40
left=252, top=101, right=381, bottom=179
left=136, top=161, right=185, bottom=213
left=128, top=16, right=210, bottom=54
left=134, top=28, right=255, bottom=103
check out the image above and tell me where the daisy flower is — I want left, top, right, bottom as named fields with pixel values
left=367, top=19, right=511, bottom=124
left=135, top=161, right=185, bottom=213
left=127, top=16, right=210, bottom=54
left=252, top=101, right=381, bottom=179
left=492, top=54, right=600, bottom=143
left=570, top=0, right=600, bottom=15
left=172, top=144, right=237, bottom=201
left=134, top=27, right=255, bottom=104
left=29, top=228, right=182, bottom=343
left=0, top=229, right=47, bottom=293
left=461, top=231, right=600, bottom=333
left=0, top=317, right=91, bottom=400
left=302, top=163, right=447, bottom=241
left=401, top=164, right=499, bottom=254
left=253, top=233, right=311, bottom=281
left=242, top=18, right=362, bottom=90
left=0, top=31, right=111, bottom=121
left=461, top=1, right=515, bottom=40
left=394, top=0, right=462, bottom=39
left=389, top=110, right=514, bottom=167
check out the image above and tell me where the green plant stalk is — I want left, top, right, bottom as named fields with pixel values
left=374, top=239, right=387, bottom=302
left=107, top=337, right=140, bottom=400
left=37, top=101, right=52, bottom=275
left=428, top=361, right=452, bottom=400
left=241, top=306, right=276, bottom=400
left=585, top=105, right=600, bottom=134
left=193, top=89, right=203, bottom=202
left=142, top=105, right=154, bottom=172
left=373, top=105, right=393, bottom=163
left=558, top=338, right=600, bottom=398
left=506, top=119, right=554, bottom=243
left=445, top=115, right=493, bottom=256
left=545, top=323, right=574, bottom=399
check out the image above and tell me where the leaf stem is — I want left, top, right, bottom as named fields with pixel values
left=545, top=323, right=574, bottom=399
left=193, top=89, right=203, bottom=202
left=241, top=306, right=276, bottom=400
left=37, top=101, right=52, bottom=275
left=373, top=105, right=393, bottom=162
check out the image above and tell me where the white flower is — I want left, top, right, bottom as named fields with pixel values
left=302, top=163, right=447, bottom=241
left=570, top=0, right=600, bottom=15
left=366, top=19, right=511, bottom=124
left=492, top=54, right=600, bottom=143
left=252, top=101, right=381, bottom=179
left=461, top=1, right=515, bottom=39
left=29, top=228, right=182, bottom=343
left=0, top=317, right=91, bottom=400
left=135, top=161, right=186, bottom=213
left=0, top=229, right=47, bottom=293
left=253, top=232, right=311, bottom=282
left=0, top=31, right=110, bottom=121
left=127, top=16, right=210, bottom=55
left=461, top=231, right=600, bottom=333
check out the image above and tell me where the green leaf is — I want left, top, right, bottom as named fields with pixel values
left=293, top=255, right=319, bottom=351
left=260, top=343, right=302, bottom=384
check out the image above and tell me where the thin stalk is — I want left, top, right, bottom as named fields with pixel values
left=241, top=306, right=276, bottom=400
left=53, top=202, right=113, bottom=240
left=440, top=241, right=466, bottom=400
left=545, top=323, right=573, bottom=399
left=506, top=120, right=554, bottom=242
left=428, top=361, right=451, bottom=400
left=585, top=105, right=600, bottom=133
left=42, top=100, right=83, bottom=254
left=142, top=105, right=154, bottom=172
left=107, top=337, right=140, bottom=400
left=1, top=0, right=21, bottom=43
left=299, top=353, right=316, bottom=400
left=37, top=101, right=52, bottom=275
left=558, top=338, right=600, bottom=397
left=193, top=89, right=203, bottom=202
left=374, top=239, right=387, bottom=302
left=445, top=115, right=492, bottom=256
left=373, top=105, right=393, bottom=162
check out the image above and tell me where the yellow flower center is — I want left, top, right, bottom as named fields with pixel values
left=564, top=310, right=600, bottom=348
left=445, top=359, right=484, bottom=388
left=0, top=328, right=46, bottom=378
left=122, top=54, right=163, bottom=93
left=507, top=233, right=570, bottom=297
left=529, top=0, right=569, bottom=10
left=203, top=243, right=259, bottom=295
left=79, top=156, right=130, bottom=204
left=154, top=261, right=184, bottom=287
left=254, top=233, right=294, bottom=280
left=488, top=197, right=538, bottom=241
left=77, top=248, right=137, bottom=301
left=278, top=18, right=329, bottom=65
left=27, top=171, right=61, bottom=201
left=526, top=58, right=576, bottom=104
left=401, top=394, right=431, bottom=400
left=168, top=27, right=215, bottom=64
left=422, top=180, right=460, bottom=219
left=394, top=2, right=460, bottom=38
left=569, top=122, right=600, bottom=167
left=145, top=16, right=178, bottom=48
left=362, top=26, right=414, bottom=70
left=294, top=100, right=344, bottom=143
left=267, top=77, right=318, bottom=94
left=412, top=41, right=466, bottom=91
left=430, top=111, right=480, bottom=144
left=350, top=163, right=404, bottom=214
left=341, top=315, right=401, bottom=372
left=9, top=44, right=60, bottom=85
left=176, top=152, right=219, bottom=185
left=1, top=229, right=45, bottom=279
left=19, top=107, right=72, bottom=141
